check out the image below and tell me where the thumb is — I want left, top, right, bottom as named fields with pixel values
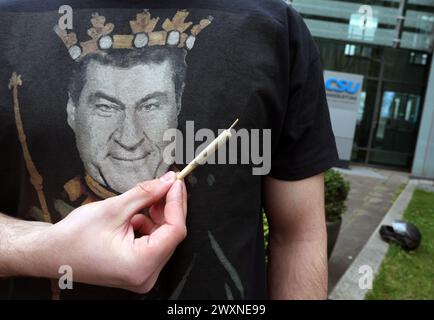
left=135, top=180, right=187, bottom=258
left=114, top=171, right=176, bottom=219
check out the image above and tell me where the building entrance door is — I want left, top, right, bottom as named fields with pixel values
left=349, top=49, right=428, bottom=170
left=368, top=86, right=423, bottom=168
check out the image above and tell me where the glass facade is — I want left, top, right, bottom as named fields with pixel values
left=290, top=0, right=434, bottom=51
left=288, top=0, right=434, bottom=169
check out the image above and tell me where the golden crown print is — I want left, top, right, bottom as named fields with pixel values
left=54, top=10, right=213, bottom=61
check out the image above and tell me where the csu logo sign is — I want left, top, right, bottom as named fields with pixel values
left=325, top=77, right=361, bottom=94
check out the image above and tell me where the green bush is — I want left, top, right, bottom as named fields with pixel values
left=263, top=210, right=269, bottom=253
left=324, top=169, right=350, bottom=221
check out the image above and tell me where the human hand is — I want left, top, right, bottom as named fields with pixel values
left=26, top=171, right=187, bottom=293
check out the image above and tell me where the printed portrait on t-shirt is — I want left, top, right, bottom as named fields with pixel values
left=57, top=11, right=211, bottom=193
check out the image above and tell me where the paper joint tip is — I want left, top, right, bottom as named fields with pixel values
left=229, top=119, right=239, bottom=130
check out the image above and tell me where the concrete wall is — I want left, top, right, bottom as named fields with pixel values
left=412, top=58, right=434, bottom=180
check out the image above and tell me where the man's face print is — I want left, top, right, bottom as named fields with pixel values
left=67, top=59, right=179, bottom=193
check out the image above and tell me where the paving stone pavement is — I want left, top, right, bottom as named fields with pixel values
left=328, top=165, right=409, bottom=294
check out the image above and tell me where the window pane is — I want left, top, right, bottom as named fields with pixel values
left=317, top=38, right=382, bottom=78
left=351, top=147, right=367, bottom=163
left=370, top=82, right=424, bottom=168
left=382, top=48, right=429, bottom=85
left=353, top=80, right=379, bottom=149
left=368, top=150, right=414, bottom=168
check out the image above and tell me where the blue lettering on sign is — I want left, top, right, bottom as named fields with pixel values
left=325, top=77, right=361, bottom=94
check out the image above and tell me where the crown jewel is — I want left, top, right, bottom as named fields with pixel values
left=55, top=10, right=213, bottom=61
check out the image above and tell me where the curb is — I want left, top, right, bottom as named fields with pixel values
left=328, top=179, right=418, bottom=300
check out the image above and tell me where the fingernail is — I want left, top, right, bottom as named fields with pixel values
left=172, top=180, right=182, bottom=197
left=160, top=171, right=176, bottom=183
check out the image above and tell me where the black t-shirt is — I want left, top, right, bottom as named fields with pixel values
left=0, top=0, right=338, bottom=299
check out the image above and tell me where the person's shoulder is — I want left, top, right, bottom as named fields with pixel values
left=223, top=0, right=308, bottom=33
left=232, top=0, right=290, bottom=15
left=213, top=0, right=290, bottom=28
